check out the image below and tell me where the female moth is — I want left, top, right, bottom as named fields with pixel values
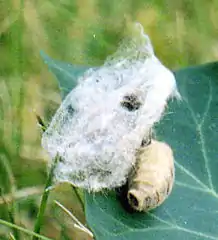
left=127, top=140, right=175, bottom=212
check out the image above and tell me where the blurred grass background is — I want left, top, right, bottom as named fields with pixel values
left=0, top=0, right=218, bottom=239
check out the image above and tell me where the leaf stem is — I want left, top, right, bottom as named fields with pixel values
left=32, top=155, right=60, bottom=240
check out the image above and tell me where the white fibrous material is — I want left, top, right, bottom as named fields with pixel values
left=42, top=23, right=180, bottom=192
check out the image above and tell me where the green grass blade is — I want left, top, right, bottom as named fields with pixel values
left=9, top=233, right=16, bottom=240
left=0, top=154, right=20, bottom=240
left=32, top=155, right=60, bottom=240
left=54, top=200, right=93, bottom=238
left=0, top=219, right=53, bottom=240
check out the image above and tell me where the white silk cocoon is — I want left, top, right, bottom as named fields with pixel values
left=42, top=23, right=180, bottom=191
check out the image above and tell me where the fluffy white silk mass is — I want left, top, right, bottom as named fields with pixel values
left=42, top=23, right=180, bottom=191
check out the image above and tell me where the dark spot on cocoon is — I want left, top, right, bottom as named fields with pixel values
left=66, top=104, right=75, bottom=115
left=121, top=93, right=142, bottom=111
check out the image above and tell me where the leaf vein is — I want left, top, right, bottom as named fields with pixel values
left=175, top=161, right=208, bottom=189
left=176, top=226, right=218, bottom=240
left=199, top=80, right=212, bottom=127
left=175, top=181, right=212, bottom=193
left=182, top=84, right=214, bottom=191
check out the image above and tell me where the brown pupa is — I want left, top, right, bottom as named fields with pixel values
left=127, top=139, right=175, bottom=212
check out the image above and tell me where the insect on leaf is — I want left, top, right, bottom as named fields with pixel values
left=42, top=52, right=218, bottom=239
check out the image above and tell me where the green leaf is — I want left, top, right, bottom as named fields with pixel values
left=40, top=51, right=90, bottom=99
left=85, top=62, right=218, bottom=240
left=42, top=53, right=218, bottom=239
